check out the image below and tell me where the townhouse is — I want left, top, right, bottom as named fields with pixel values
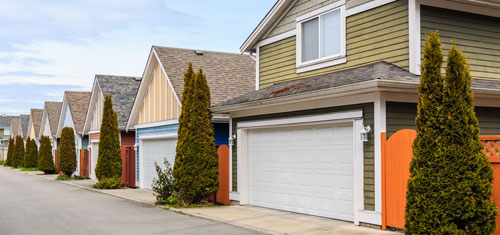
left=17, top=114, right=30, bottom=142
left=126, top=46, right=255, bottom=190
left=55, top=91, right=91, bottom=176
left=82, top=75, right=140, bottom=185
left=211, top=0, right=500, bottom=227
left=27, top=109, right=43, bottom=146
left=0, top=115, right=17, bottom=160
left=38, top=101, right=63, bottom=156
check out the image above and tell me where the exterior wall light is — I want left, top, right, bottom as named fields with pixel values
left=228, top=134, right=237, bottom=146
left=360, top=125, right=371, bottom=142
left=134, top=143, right=139, bottom=150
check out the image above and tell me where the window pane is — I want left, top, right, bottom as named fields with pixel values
left=321, top=9, right=341, bottom=57
left=302, top=18, right=319, bottom=62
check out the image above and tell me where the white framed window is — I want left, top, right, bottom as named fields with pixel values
left=296, top=1, right=346, bottom=73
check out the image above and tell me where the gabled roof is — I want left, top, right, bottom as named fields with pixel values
left=18, top=114, right=30, bottom=140
left=10, top=118, right=19, bottom=137
left=65, top=91, right=91, bottom=134
left=127, top=46, right=255, bottom=129
left=29, top=109, right=43, bottom=138
left=212, top=61, right=500, bottom=112
left=0, top=115, right=17, bottom=129
left=39, top=101, right=62, bottom=138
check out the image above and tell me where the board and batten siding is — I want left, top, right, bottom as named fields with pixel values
left=90, top=87, right=104, bottom=132
left=259, top=0, right=409, bottom=88
left=387, top=102, right=500, bottom=138
left=420, top=6, right=500, bottom=81
left=231, top=103, right=376, bottom=211
left=136, top=64, right=180, bottom=125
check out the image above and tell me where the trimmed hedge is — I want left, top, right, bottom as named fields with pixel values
left=38, top=136, right=55, bottom=174
left=59, top=127, right=77, bottom=176
left=13, top=135, right=25, bottom=168
left=24, top=138, right=38, bottom=168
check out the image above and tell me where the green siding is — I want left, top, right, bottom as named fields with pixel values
left=232, top=103, right=377, bottom=211
left=421, top=6, right=500, bottom=81
left=259, top=0, right=409, bottom=88
left=387, top=102, right=500, bottom=138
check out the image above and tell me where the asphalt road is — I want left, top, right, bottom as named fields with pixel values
left=0, top=167, right=261, bottom=235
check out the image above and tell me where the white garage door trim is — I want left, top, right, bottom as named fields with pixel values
left=237, top=110, right=365, bottom=225
left=139, top=133, right=177, bottom=189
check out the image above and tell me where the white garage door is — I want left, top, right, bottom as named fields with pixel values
left=141, top=138, right=177, bottom=190
left=247, top=122, right=354, bottom=221
left=90, top=143, right=99, bottom=180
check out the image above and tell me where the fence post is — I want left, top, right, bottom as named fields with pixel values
left=381, top=132, right=387, bottom=230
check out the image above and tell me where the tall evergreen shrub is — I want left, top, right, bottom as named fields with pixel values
left=38, top=136, right=55, bottom=173
left=13, top=135, right=25, bottom=168
left=173, top=63, right=219, bottom=205
left=59, top=127, right=77, bottom=176
left=437, top=43, right=496, bottom=234
left=24, top=137, right=37, bottom=168
left=95, top=95, right=122, bottom=182
left=405, top=31, right=446, bottom=233
left=6, top=137, right=14, bottom=166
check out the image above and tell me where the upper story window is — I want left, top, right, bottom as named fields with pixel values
left=3, top=129, right=10, bottom=135
left=302, top=9, right=342, bottom=62
left=296, top=3, right=346, bottom=73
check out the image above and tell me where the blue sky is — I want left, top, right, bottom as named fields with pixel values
left=0, top=0, right=275, bottom=115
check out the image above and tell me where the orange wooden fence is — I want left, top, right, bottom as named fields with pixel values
left=79, top=149, right=89, bottom=178
left=54, top=149, right=60, bottom=171
left=216, top=145, right=230, bottom=205
left=120, top=146, right=136, bottom=188
left=382, top=131, right=500, bottom=234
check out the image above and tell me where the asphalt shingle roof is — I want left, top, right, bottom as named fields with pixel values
left=215, top=61, right=500, bottom=108
left=19, top=114, right=29, bottom=140
left=30, top=109, right=43, bottom=138
left=65, top=91, right=91, bottom=133
left=45, top=101, right=62, bottom=137
left=96, top=75, right=140, bottom=129
left=153, top=46, right=256, bottom=105
left=10, top=118, right=19, bottom=137
left=0, top=115, right=17, bottom=129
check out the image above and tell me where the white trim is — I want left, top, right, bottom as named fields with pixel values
left=139, top=139, right=144, bottom=188
left=409, top=0, right=421, bottom=75
left=420, top=0, right=500, bottom=18
left=255, top=47, right=260, bottom=90
left=134, top=119, right=179, bottom=129
left=346, top=0, right=396, bottom=16
left=90, top=138, right=99, bottom=143
left=296, top=57, right=347, bottom=73
left=138, top=132, right=178, bottom=140
left=237, top=110, right=362, bottom=129
left=296, top=4, right=347, bottom=73
left=229, top=192, right=240, bottom=201
left=373, top=92, right=386, bottom=213
left=296, top=0, right=345, bottom=22
left=236, top=112, right=366, bottom=224
left=88, top=130, right=100, bottom=135
left=229, top=118, right=233, bottom=193
left=357, top=210, right=381, bottom=225
left=255, top=29, right=296, bottom=48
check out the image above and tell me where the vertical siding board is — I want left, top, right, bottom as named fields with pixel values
left=155, top=66, right=161, bottom=122
left=161, top=70, right=166, bottom=121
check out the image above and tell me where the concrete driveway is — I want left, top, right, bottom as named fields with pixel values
left=0, top=167, right=261, bottom=235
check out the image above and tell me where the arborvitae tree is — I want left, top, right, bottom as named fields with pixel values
left=59, top=127, right=77, bottom=176
left=38, top=136, right=55, bottom=174
left=405, top=31, right=446, bottom=233
left=95, top=95, right=122, bottom=181
left=24, top=137, right=37, bottom=168
left=5, top=137, right=14, bottom=166
left=174, top=63, right=219, bottom=205
left=13, top=135, right=25, bottom=168
left=436, top=43, right=497, bottom=234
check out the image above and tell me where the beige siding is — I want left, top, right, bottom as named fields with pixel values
left=90, top=90, right=103, bottom=131
left=421, top=6, right=500, bottom=80
left=260, top=0, right=409, bottom=88
left=29, top=123, right=36, bottom=140
left=267, top=0, right=340, bottom=38
left=136, top=64, right=181, bottom=125
left=346, top=0, right=375, bottom=9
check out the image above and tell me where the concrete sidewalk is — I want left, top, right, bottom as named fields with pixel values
left=174, top=206, right=397, bottom=235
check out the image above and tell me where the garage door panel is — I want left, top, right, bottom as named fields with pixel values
left=248, top=122, right=354, bottom=221
left=141, top=138, right=176, bottom=190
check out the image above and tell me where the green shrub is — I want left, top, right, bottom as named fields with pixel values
left=93, top=177, right=122, bottom=189
left=59, top=127, right=77, bottom=176
left=38, top=136, right=56, bottom=174
left=73, top=175, right=86, bottom=180
left=24, top=138, right=38, bottom=168
left=152, top=158, right=175, bottom=205
left=5, top=137, right=14, bottom=166
left=0, top=160, right=4, bottom=165
left=95, top=95, right=122, bottom=182
left=56, top=174, right=72, bottom=181
left=13, top=135, right=25, bottom=168
left=173, top=63, right=219, bottom=205
left=20, top=167, right=38, bottom=171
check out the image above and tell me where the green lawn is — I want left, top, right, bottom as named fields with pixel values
left=20, top=167, right=38, bottom=171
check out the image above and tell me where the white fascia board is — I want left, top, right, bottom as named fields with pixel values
left=419, top=0, right=500, bottom=18
left=346, top=0, right=397, bottom=16
left=82, top=77, right=100, bottom=135
left=55, top=94, right=68, bottom=138
left=138, top=132, right=178, bottom=140
left=134, top=119, right=179, bottom=129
